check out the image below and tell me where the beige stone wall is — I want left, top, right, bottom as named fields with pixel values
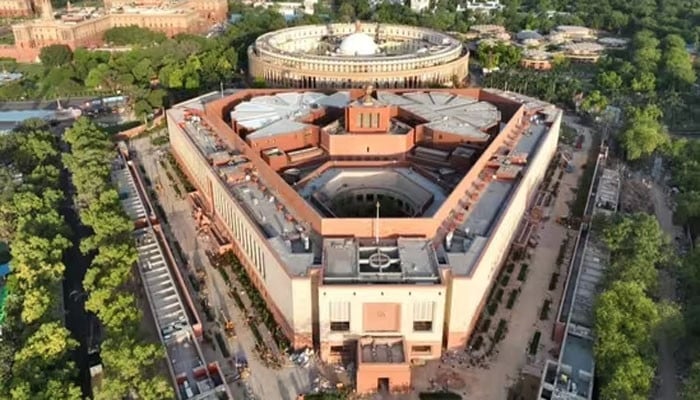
left=168, top=114, right=312, bottom=347
left=445, top=112, right=561, bottom=349
left=318, top=284, right=446, bottom=360
left=9, top=0, right=227, bottom=54
left=249, top=50, right=469, bottom=88
left=248, top=23, right=470, bottom=88
left=0, top=0, right=33, bottom=17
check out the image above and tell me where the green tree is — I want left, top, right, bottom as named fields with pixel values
left=630, top=71, right=656, bottom=93
left=594, top=281, right=660, bottom=376
left=39, top=45, right=73, bottom=68
left=103, top=26, right=167, bottom=46
left=597, top=70, right=623, bottom=93
left=662, top=34, right=697, bottom=90
left=683, top=361, right=700, bottom=400
left=632, top=30, right=661, bottom=72
left=600, top=356, right=655, bottom=400
left=619, top=105, right=668, bottom=160
left=580, top=90, right=609, bottom=114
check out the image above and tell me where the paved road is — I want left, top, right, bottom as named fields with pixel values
left=0, top=97, right=95, bottom=111
left=651, top=181, right=683, bottom=400
left=59, top=134, right=97, bottom=398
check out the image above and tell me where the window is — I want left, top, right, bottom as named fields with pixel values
left=411, top=345, right=432, bottom=355
left=330, top=301, right=350, bottom=331
left=330, top=322, right=350, bottom=331
left=413, top=301, right=434, bottom=332
left=413, top=321, right=432, bottom=331
left=330, top=345, right=345, bottom=354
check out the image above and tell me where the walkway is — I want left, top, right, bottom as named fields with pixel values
left=651, top=179, right=683, bottom=400
left=412, top=115, right=593, bottom=399
left=131, top=136, right=322, bottom=400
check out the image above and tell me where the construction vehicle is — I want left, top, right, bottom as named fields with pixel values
left=221, top=309, right=236, bottom=338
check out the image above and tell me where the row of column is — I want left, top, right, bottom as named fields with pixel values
left=262, top=70, right=453, bottom=89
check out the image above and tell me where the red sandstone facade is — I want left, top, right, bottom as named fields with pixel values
left=0, top=0, right=34, bottom=17
left=167, top=88, right=561, bottom=393
left=0, top=0, right=228, bottom=62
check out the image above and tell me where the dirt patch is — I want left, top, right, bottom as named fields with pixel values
left=620, top=179, right=654, bottom=214
left=507, top=373, right=542, bottom=400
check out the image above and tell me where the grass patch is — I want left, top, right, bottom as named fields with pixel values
left=556, top=236, right=570, bottom=267
left=517, top=264, right=529, bottom=281
left=472, top=336, right=483, bottom=351
left=188, top=273, right=200, bottom=292
left=560, top=123, right=577, bottom=145
left=494, top=288, right=504, bottom=303
left=480, top=318, right=491, bottom=333
left=506, top=263, right=515, bottom=273
left=215, top=332, right=231, bottom=358
left=501, top=274, right=510, bottom=286
left=167, top=152, right=196, bottom=192
left=217, top=266, right=230, bottom=285
left=494, top=319, right=507, bottom=343
left=151, top=135, right=169, bottom=146
left=230, top=289, right=245, bottom=310
left=540, top=299, right=551, bottom=320
left=249, top=322, right=263, bottom=345
left=487, top=302, right=498, bottom=316
left=506, top=289, right=519, bottom=309
left=548, top=273, right=559, bottom=291
left=528, top=331, right=541, bottom=356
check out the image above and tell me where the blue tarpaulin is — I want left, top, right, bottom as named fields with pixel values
left=0, top=262, right=10, bottom=279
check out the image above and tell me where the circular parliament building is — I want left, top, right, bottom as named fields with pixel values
left=248, top=21, right=470, bottom=89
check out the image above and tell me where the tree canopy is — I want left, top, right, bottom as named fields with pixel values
left=103, top=26, right=167, bottom=46
left=619, top=105, right=668, bottom=160
left=63, top=118, right=171, bottom=398
left=594, top=214, right=672, bottom=399
left=39, top=44, right=73, bottom=68
left=0, top=121, right=81, bottom=398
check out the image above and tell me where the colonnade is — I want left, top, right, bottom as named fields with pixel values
left=260, top=70, right=455, bottom=89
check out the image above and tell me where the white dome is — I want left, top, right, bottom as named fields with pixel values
left=338, top=32, right=378, bottom=56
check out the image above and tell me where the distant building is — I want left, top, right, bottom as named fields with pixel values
left=248, top=22, right=470, bottom=89
left=0, top=0, right=34, bottom=18
left=457, top=0, right=504, bottom=13
left=520, top=50, right=553, bottom=70
left=410, top=0, right=430, bottom=12
left=0, top=0, right=228, bottom=63
left=468, top=24, right=511, bottom=41
left=553, top=25, right=594, bottom=41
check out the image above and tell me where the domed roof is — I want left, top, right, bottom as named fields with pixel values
left=338, top=32, right=379, bottom=56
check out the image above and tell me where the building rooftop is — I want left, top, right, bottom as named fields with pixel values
left=230, top=181, right=316, bottom=276
left=377, top=91, right=500, bottom=133
left=323, top=238, right=441, bottom=283
left=169, top=88, right=562, bottom=284
left=231, top=91, right=351, bottom=132
left=563, top=42, right=604, bottom=54
left=339, top=32, right=379, bottom=56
